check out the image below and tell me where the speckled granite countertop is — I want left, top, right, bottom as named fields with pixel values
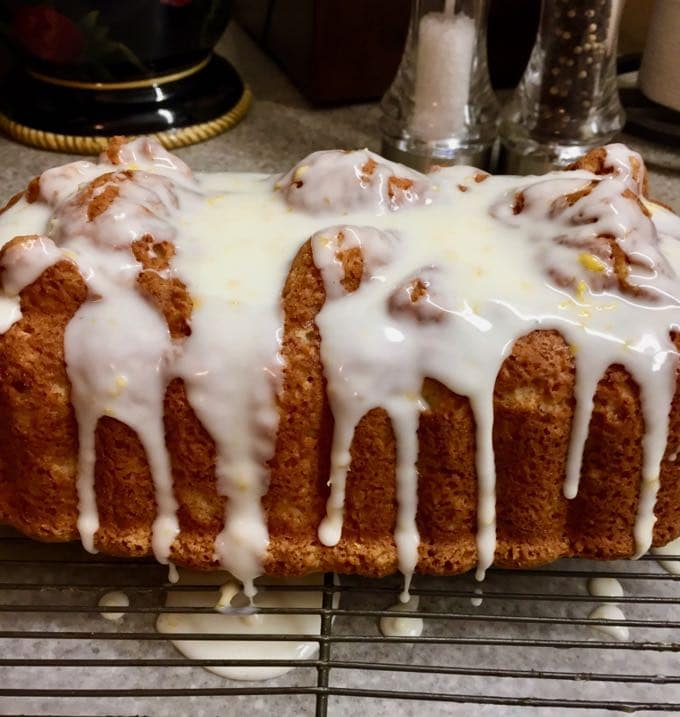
left=1, top=22, right=679, bottom=717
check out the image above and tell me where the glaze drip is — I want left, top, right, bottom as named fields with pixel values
left=0, top=235, right=63, bottom=330
left=66, top=293, right=178, bottom=558
left=174, top=304, right=279, bottom=598
left=312, top=226, right=423, bottom=595
left=28, top=143, right=200, bottom=562
left=587, top=577, right=629, bottom=641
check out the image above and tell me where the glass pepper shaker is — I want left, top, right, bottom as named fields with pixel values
left=380, top=0, right=499, bottom=172
left=499, top=0, right=626, bottom=174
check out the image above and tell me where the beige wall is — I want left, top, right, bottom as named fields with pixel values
left=620, top=0, right=654, bottom=54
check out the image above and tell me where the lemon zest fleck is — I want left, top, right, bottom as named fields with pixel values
left=578, top=252, right=606, bottom=273
left=575, top=279, right=589, bottom=303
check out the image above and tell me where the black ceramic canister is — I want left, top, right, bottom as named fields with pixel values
left=0, top=0, right=250, bottom=152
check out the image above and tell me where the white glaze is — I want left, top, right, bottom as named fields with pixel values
left=587, top=577, right=629, bottom=641
left=588, top=604, right=630, bottom=641
left=277, top=148, right=429, bottom=215
left=379, top=595, right=424, bottom=637
left=98, top=590, right=129, bottom=621
left=0, top=235, right=63, bottom=296
left=602, top=142, right=647, bottom=195
left=0, top=142, right=678, bottom=593
left=173, top=173, right=320, bottom=598
left=157, top=571, right=331, bottom=681
left=66, top=292, right=178, bottom=558
left=0, top=198, right=58, bottom=330
left=56, top=172, right=187, bottom=559
left=0, top=235, right=62, bottom=331
left=0, top=296, right=20, bottom=333
left=652, top=536, right=680, bottom=575
left=470, top=587, right=483, bottom=607
left=587, top=577, right=624, bottom=599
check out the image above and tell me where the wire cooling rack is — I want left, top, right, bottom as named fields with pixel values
left=1, top=527, right=679, bottom=717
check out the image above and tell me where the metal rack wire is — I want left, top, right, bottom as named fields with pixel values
left=1, top=527, right=679, bottom=717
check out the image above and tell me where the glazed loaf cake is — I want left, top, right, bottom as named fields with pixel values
left=0, top=138, right=679, bottom=596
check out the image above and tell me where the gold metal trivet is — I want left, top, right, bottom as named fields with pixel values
left=27, top=57, right=211, bottom=92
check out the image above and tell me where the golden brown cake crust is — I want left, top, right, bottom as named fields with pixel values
left=0, top=147, right=679, bottom=577
left=0, top=259, right=86, bottom=542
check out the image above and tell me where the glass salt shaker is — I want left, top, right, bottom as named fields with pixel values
left=380, top=0, right=499, bottom=172
left=499, top=0, right=626, bottom=174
